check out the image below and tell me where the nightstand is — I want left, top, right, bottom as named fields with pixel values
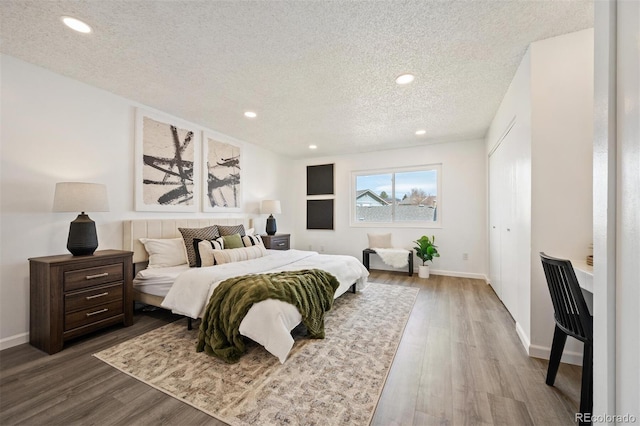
left=29, top=250, right=133, bottom=354
left=261, top=234, right=290, bottom=250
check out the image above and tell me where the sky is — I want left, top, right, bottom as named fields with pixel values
left=356, top=170, right=437, bottom=199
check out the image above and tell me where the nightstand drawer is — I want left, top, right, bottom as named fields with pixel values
left=262, top=234, right=290, bottom=250
left=65, top=283, right=123, bottom=312
left=65, top=300, right=123, bottom=331
left=271, top=239, right=289, bottom=249
left=64, top=263, right=123, bottom=291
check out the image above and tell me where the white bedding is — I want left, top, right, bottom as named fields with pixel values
left=158, top=249, right=369, bottom=363
left=133, top=264, right=190, bottom=297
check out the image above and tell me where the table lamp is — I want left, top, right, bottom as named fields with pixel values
left=53, top=182, right=110, bottom=256
left=261, top=200, right=281, bottom=235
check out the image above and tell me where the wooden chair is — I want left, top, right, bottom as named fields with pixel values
left=539, top=252, right=593, bottom=425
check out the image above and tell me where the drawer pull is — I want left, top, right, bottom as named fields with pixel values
left=86, top=272, right=109, bottom=280
left=277, top=242, right=285, bottom=246
left=85, top=292, right=109, bottom=300
left=86, top=308, right=108, bottom=317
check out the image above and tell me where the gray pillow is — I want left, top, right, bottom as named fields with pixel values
left=217, top=224, right=246, bottom=237
left=179, top=226, right=219, bottom=267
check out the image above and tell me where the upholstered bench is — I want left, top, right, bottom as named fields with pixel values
left=362, top=248, right=413, bottom=276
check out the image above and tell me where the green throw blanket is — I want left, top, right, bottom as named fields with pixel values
left=196, top=269, right=340, bottom=363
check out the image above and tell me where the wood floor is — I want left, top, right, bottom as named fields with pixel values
left=0, top=272, right=582, bottom=425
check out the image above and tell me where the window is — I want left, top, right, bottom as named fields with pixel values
left=351, top=164, right=441, bottom=227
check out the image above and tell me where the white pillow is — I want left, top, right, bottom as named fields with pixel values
left=196, top=239, right=224, bottom=267
left=367, top=233, right=392, bottom=249
left=139, top=238, right=188, bottom=269
left=212, top=245, right=267, bottom=265
left=246, top=227, right=255, bottom=236
left=242, top=234, right=264, bottom=247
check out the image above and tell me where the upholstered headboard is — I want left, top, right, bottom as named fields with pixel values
left=123, top=218, right=251, bottom=264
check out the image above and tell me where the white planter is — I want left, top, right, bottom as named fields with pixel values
left=418, top=265, right=430, bottom=279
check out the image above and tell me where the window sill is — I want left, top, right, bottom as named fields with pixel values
left=349, top=221, right=442, bottom=229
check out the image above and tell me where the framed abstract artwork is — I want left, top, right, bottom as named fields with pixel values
left=307, top=163, right=334, bottom=195
left=135, top=109, right=200, bottom=212
left=202, top=132, right=242, bottom=212
left=307, top=199, right=334, bottom=230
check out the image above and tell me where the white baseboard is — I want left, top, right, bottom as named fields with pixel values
left=515, top=321, right=531, bottom=354
left=370, top=264, right=486, bottom=281
left=528, top=343, right=584, bottom=366
left=0, top=332, right=28, bottom=351
left=515, top=322, right=583, bottom=366
left=424, top=269, right=487, bottom=280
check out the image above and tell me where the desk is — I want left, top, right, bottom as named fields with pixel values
left=572, top=259, right=593, bottom=313
left=572, top=259, right=593, bottom=293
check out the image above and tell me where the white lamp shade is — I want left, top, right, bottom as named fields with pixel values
left=53, top=182, right=110, bottom=213
left=260, top=200, right=281, bottom=215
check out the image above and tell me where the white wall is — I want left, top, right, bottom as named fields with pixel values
left=485, top=29, right=594, bottom=364
left=291, top=139, right=487, bottom=278
left=0, top=55, right=291, bottom=348
left=529, top=29, right=594, bottom=358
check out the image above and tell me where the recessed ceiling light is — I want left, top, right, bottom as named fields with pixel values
left=309, top=145, right=318, bottom=150
left=244, top=111, right=257, bottom=118
left=395, top=74, right=415, bottom=85
left=415, top=130, right=427, bottom=136
left=61, top=16, right=92, bottom=33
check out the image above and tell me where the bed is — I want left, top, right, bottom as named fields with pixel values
left=123, top=219, right=369, bottom=363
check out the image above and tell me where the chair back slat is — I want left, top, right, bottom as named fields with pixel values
left=539, top=252, right=592, bottom=343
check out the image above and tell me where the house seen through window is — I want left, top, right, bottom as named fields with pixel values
left=352, top=165, right=440, bottom=226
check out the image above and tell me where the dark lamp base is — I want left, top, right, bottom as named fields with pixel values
left=67, top=213, right=98, bottom=256
left=266, top=215, right=277, bottom=236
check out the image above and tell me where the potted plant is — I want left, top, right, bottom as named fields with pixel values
left=413, top=235, right=440, bottom=278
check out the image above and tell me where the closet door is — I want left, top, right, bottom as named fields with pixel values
left=488, top=148, right=503, bottom=299
left=499, top=130, right=518, bottom=320
left=489, top=122, right=519, bottom=321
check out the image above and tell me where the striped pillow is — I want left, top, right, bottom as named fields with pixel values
left=218, top=224, right=246, bottom=236
left=194, top=238, right=224, bottom=267
left=212, top=245, right=267, bottom=265
left=179, top=226, right=219, bottom=267
left=242, top=234, right=264, bottom=247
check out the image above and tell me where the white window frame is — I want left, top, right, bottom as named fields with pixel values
left=350, top=164, right=442, bottom=228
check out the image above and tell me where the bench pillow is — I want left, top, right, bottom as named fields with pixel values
left=367, top=233, right=392, bottom=249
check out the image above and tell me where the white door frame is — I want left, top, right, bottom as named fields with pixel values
left=593, top=0, right=640, bottom=421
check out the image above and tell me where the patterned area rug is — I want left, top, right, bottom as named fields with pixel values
left=94, top=282, right=418, bottom=426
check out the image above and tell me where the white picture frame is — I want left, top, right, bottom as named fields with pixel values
left=135, top=108, right=201, bottom=212
left=202, top=131, right=243, bottom=212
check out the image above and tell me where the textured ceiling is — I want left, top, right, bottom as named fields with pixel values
left=0, top=1, right=593, bottom=158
